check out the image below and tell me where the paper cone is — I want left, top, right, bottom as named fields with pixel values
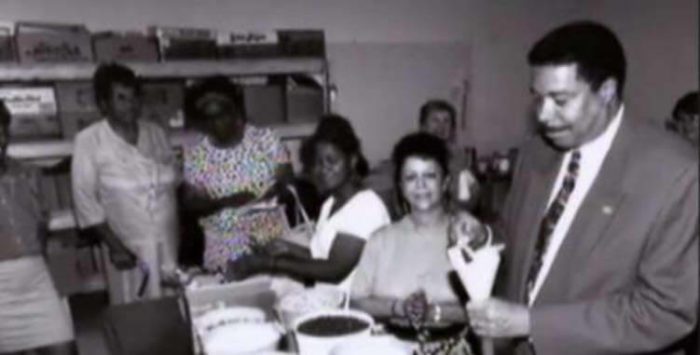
left=447, top=244, right=502, bottom=301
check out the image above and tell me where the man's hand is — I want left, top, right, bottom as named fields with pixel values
left=466, top=298, right=530, bottom=338
left=109, top=244, right=137, bottom=270
left=449, top=211, right=489, bottom=250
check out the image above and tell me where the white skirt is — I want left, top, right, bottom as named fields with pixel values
left=0, top=256, right=75, bottom=352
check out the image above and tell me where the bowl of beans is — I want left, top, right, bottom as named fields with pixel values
left=293, top=309, right=374, bottom=355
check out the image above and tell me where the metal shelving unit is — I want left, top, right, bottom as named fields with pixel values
left=0, top=58, right=327, bottom=81
left=3, top=57, right=329, bottom=160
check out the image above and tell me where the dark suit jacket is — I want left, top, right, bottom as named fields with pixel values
left=494, top=117, right=699, bottom=355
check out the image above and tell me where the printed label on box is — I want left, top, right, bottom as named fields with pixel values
left=0, top=87, right=57, bottom=116
left=229, top=31, right=278, bottom=44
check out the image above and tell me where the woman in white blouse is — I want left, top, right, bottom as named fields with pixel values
left=72, top=63, right=179, bottom=304
left=226, top=114, right=390, bottom=292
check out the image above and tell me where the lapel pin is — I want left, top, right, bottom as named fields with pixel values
left=602, top=205, right=614, bottom=215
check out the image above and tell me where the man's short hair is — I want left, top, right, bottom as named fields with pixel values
left=528, top=21, right=627, bottom=98
left=418, top=99, right=456, bottom=129
left=0, top=100, right=10, bottom=127
left=93, top=63, right=140, bottom=104
left=672, top=91, right=698, bottom=118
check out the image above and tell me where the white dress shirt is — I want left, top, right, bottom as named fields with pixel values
left=529, top=106, right=624, bottom=304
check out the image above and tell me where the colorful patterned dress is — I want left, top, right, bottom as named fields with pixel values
left=183, top=125, right=290, bottom=270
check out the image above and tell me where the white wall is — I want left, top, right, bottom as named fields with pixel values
left=328, top=42, right=470, bottom=164
left=582, top=0, right=698, bottom=124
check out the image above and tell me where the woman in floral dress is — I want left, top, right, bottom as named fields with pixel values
left=182, top=76, right=292, bottom=271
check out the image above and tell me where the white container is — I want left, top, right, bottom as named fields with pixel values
left=330, top=336, right=413, bottom=355
left=293, top=309, right=374, bottom=355
left=277, top=287, right=345, bottom=330
left=194, top=306, right=282, bottom=355
left=203, top=322, right=281, bottom=355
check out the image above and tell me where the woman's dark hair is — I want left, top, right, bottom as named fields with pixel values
left=391, top=132, right=450, bottom=215
left=308, top=114, right=369, bottom=177
left=93, top=62, right=140, bottom=105
left=528, top=21, right=626, bottom=98
left=184, top=75, right=246, bottom=131
left=392, top=132, right=450, bottom=187
left=672, top=91, right=698, bottom=119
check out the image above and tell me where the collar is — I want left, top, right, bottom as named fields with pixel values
left=576, top=105, right=624, bottom=155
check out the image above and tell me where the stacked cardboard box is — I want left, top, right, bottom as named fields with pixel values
left=219, top=30, right=279, bottom=59
left=141, top=80, right=185, bottom=129
left=150, top=26, right=218, bottom=60
left=243, top=84, right=286, bottom=125
left=93, top=32, right=159, bottom=62
left=15, top=22, right=93, bottom=63
left=0, top=86, right=62, bottom=139
left=277, top=30, right=325, bottom=57
left=55, top=81, right=101, bottom=138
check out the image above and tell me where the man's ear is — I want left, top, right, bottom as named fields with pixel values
left=599, top=78, right=617, bottom=104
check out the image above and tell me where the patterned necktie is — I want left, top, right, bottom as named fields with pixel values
left=526, top=150, right=581, bottom=302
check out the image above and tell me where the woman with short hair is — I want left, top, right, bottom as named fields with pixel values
left=351, top=132, right=486, bottom=354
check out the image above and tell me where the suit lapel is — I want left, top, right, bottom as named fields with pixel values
left=535, top=118, right=634, bottom=303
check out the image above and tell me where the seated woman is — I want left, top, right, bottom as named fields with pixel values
left=351, top=132, right=487, bottom=353
left=182, top=76, right=293, bottom=271
left=227, top=114, right=391, bottom=292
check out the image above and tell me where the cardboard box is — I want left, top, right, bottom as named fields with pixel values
left=141, top=81, right=185, bottom=129
left=218, top=44, right=279, bottom=59
left=60, top=111, right=101, bottom=139
left=9, top=114, right=62, bottom=139
left=55, top=81, right=100, bottom=138
left=93, top=33, right=159, bottom=62
left=286, top=86, right=323, bottom=124
left=242, top=85, right=285, bottom=126
left=0, top=86, right=62, bottom=138
left=0, top=36, right=14, bottom=62
left=15, top=22, right=93, bottom=63
left=185, top=277, right=275, bottom=319
left=162, top=39, right=218, bottom=60
left=219, top=30, right=279, bottom=59
left=277, top=29, right=325, bottom=57
left=150, top=26, right=218, bottom=61
left=55, top=81, right=97, bottom=113
left=0, top=25, right=14, bottom=62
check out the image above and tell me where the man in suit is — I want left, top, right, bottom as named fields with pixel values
left=465, top=21, right=698, bottom=354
